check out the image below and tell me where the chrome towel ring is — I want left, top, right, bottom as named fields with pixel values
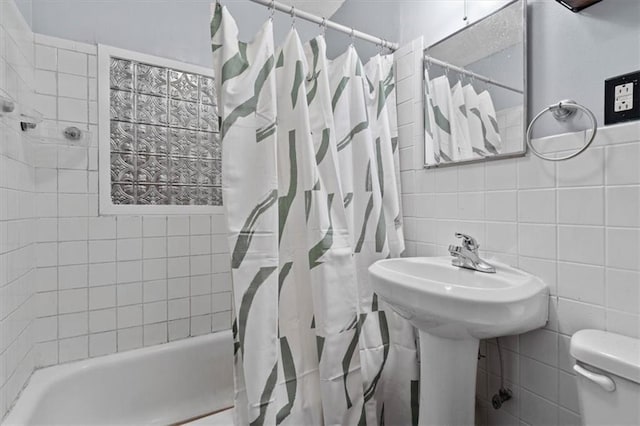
left=526, top=99, right=598, bottom=162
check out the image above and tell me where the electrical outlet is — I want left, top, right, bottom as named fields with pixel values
left=615, top=83, right=633, bottom=97
left=614, top=83, right=634, bottom=112
left=605, top=71, right=640, bottom=125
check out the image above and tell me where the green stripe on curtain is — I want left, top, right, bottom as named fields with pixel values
left=250, top=362, right=279, bottom=426
left=231, top=190, right=278, bottom=269
left=278, top=130, right=298, bottom=244
left=275, top=337, right=297, bottom=424
left=238, top=266, right=278, bottom=353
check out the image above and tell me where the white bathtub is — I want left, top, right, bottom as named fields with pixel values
left=3, top=331, right=234, bottom=425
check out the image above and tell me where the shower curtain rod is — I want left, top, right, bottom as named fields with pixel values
left=247, top=0, right=399, bottom=51
left=424, top=55, right=524, bottom=94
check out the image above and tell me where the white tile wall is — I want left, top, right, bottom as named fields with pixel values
left=0, top=0, right=37, bottom=419
left=496, top=105, right=524, bottom=154
left=29, top=34, right=233, bottom=372
left=395, top=37, right=640, bottom=426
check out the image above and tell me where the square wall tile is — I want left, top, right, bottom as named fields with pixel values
left=557, top=262, right=604, bottom=305
left=605, top=144, right=640, bottom=185
left=58, top=97, right=87, bottom=123
left=59, top=335, right=88, bottom=363
left=557, top=148, right=604, bottom=187
left=558, top=187, right=604, bottom=226
left=485, top=191, right=517, bottom=222
left=518, top=189, right=555, bottom=224
left=606, top=228, right=639, bottom=270
left=606, top=269, right=640, bottom=314
left=58, top=288, right=88, bottom=314
left=168, top=319, right=189, bottom=341
left=606, top=311, right=640, bottom=339
left=606, top=186, right=640, bottom=227
left=557, top=298, right=605, bottom=336
left=143, top=322, right=167, bottom=346
left=517, top=155, right=555, bottom=189
left=35, top=44, right=57, bottom=70
left=35, top=69, right=56, bottom=95
left=58, top=49, right=87, bottom=76
left=117, top=326, right=142, bottom=351
left=89, top=331, right=116, bottom=357
left=518, top=224, right=556, bottom=259
left=89, top=308, right=116, bottom=333
left=558, top=226, right=604, bottom=265
left=58, top=73, right=87, bottom=99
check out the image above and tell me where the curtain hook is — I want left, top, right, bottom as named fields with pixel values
left=269, top=0, right=275, bottom=21
left=290, top=6, right=296, bottom=28
left=320, top=17, right=327, bottom=36
left=463, top=0, right=469, bottom=24
left=349, top=28, right=355, bottom=46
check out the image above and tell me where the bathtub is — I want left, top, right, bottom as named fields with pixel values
left=3, top=331, right=234, bottom=425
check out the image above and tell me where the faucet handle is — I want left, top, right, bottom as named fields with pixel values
left=454, top=232, right=479, bottom=252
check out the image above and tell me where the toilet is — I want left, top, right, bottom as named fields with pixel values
left=570, top=330, right=640, bottom=426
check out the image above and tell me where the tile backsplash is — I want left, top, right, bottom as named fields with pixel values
left=31, top=33, right=232, bottom=370
left=0, top=0, right=37, bottom=418
left=395, top=37, right=640, bottom=426
left=1, top=9, right=232, bottom=419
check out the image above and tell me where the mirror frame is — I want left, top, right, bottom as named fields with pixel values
left=422, top=0, right=528, bottom=169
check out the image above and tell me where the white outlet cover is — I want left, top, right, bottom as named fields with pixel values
left=615, top=83, right=634, bottom=98
left=615, top=94, right=633, bottom=112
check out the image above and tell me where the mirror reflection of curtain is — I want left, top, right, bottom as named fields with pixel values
left=424, top=69, right=503, bottom=165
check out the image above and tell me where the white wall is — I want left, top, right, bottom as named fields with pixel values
left=14, top=0, right=32, bottom=28
left=395, top=38, right=640, bottom=426
left=331, top=0, right=640, bottom=137
left=30, top=0, right=329, bottom=68
left=0, top=0, right=37, bottom=419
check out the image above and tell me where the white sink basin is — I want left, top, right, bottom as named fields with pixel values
left=369, top=256, right=549, bottom=340
left=368, top=256, right=549, bottom=426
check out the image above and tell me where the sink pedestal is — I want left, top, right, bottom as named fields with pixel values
left=369, top=256, right=549, bottom=425
left=418, top=331, right=479, bottom=426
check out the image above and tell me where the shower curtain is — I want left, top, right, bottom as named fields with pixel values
left=211, top=3, right=419, bottom=425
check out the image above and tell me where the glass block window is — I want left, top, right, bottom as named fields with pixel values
left=109, top=57, right=221, bottom=206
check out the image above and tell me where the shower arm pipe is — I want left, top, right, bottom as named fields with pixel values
left=247, top=0, right=399, bottom=51
left=424, top=55, right=524, bottom=94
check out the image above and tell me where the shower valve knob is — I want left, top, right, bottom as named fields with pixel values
left=491, top=388, right=513, bottom=410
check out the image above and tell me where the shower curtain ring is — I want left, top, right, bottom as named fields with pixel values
left=269, top=0, right=275, bottom=20
left=290, top=6, right=296, bottom=27
left=320, top=17, right=327, bottom=36
left=350, top=28, right=355, bottom=45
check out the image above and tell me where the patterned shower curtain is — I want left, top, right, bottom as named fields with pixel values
left=211, top=4, right=419, bottom=425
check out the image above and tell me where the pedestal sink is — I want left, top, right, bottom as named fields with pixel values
left=369, top=256, right=549, bottom=426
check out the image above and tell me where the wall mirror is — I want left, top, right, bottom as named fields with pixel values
left=423, top=0, right=526, bottom=168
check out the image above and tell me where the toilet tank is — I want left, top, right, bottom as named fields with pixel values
left=570, top=330, right=640, bottom=426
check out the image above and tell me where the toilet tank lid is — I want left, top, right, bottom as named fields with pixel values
left=570, top=329, right=640, bottom=384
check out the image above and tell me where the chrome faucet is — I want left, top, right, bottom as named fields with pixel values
left=448, top=233, right=496, bottom=273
